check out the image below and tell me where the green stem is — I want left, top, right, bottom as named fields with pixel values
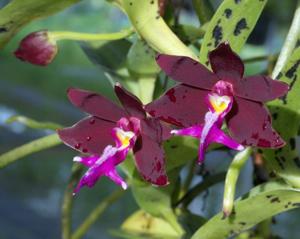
left=71, top=188, right=126, bottom=239
left=182, top=158, right=197, bottom=195
left=243, top=54, right=278, bottom=64
left=62, top=164, right=83, bottom=239
left=6, top=115, right=62, bottom=130
left=175, top=172, right=226, bottom=208
left=0, top=133, right=61, bottom=169
left=50, top=27, right=134, bottom=42
left=222, top=147, right=252, bottom=217
left=272, top=1, right=300, bottom=79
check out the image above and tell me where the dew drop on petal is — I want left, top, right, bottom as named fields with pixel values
left=89, top=118, right=95, bottom=124
left=75, top=143, right=81, bottom=149
left=82, top=148, right=88, bottom=153
left=86, top=136, right=92, bottom=141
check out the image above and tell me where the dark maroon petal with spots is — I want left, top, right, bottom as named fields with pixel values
left=234, top=75, right=289, bottom=102
left=209, top=42, right=244, bottom=82
left=133, top=134, right=168, bottom=186
left=145, top=84, right=208, bottom=127
left=67, top=88, right=125, bottom=122
left=114, top=84, right=146, bottom=118
left=156, top=54, right=218, bottom=90
left=226, top=98, right=285, bottom=148
left=57, top=116, right=115, bottom=155
left=140, top=118, right=163, bottom=142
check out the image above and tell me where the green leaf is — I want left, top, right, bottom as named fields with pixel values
left=126, top=39, right=160, bottom=76
left=121, top=0, right=197, bottom=59
left=199, top=0, right=267, bottom=64
left=191, top=180, right=300, bottom=239
left=0, top=0, right=80, bottom=48
left=164, top=136, right=198, bottom=171
left=131, top=169, right=184, bottom=235
left=192, top=0, right=214, bottom=24
left=81, top=39, right=132, bottom=73
left=262, top=46, right=300, bottom=187
left=119, top=210, right=180, bottom=238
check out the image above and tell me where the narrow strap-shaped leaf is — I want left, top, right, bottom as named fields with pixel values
left=199, top=0, right=267, bottom=64
left=191, top=180, right=300, bottom=239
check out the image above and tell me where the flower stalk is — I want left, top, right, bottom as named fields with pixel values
left=62, top=164, right=83, bottom=239
left=222, top=147, right=252, bottom=217
left=0, top=133, right=61, bottom=169
left=49, top=27, right=134, bottom=42
left=71, top=188, right=125, bottom=239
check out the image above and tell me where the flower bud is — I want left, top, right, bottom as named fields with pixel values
left=14, top=30, right=57, bottom=66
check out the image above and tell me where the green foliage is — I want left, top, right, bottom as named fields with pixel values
left=118, top=210, right=180, bottom=239
left=263, top=46, right=300, bottom=187
left=126, top=39, right=160, bottom=76
left=81, top=39, right=131, bottom=74
left=6, top=115, right=62, bottom=130
left=199, top=0, right=267, bottom=64
left=192, top=0, right=214, bottom=24
left=192, top=180, right=300, bottom=239
left=0, top=0, right=80, bottom=48
left=121, top=0, right=196, bottom=59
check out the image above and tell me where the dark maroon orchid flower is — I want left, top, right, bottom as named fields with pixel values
left=58, top=84, right=169, bottom=193
left=14, top=30, right=57, bottom=66
left=146, top=42, right=289, bottom=163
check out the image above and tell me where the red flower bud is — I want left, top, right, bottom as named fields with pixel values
left=14, top=30, right=57, bottom=66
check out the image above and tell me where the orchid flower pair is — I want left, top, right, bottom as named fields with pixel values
left=58, top=42, right=289, bottom=193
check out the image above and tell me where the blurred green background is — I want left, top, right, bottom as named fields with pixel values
left=0, top=0, right=299, bottom=238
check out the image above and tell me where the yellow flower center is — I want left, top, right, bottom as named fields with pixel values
left=116, top=129, right=135, bottom=149
left=209, top=94, right=231, bottom=114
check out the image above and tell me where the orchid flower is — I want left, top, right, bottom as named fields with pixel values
left=146, top=42, right=289, bottom=163
left=58, top=84, right=169, bottom=193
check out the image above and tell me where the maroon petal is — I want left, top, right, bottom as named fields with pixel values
left=57, top=116, right=115, bottom=155
left=234, top=75, right=289, bottom=102
left=67, top=88, right=125, bottom=122
left=114, top=84, right=146, bottom=118
left=226, top=98, right=285, bottom=148
left=209, top=42, right=244, bottom=82
left=133, top=134, right=168, bottom=186
left=145, top=84, right=208, bottom=127
left=156, top=54, right=218, bottom=89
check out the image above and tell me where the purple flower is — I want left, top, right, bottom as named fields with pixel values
left=146, top=42, right=289, bottom=163
left=14, top=30, right=57, bottom=66
left=58, top=84, right=169, bottom=193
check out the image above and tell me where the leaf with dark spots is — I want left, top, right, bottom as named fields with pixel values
left=223, top=8, right=232, bottom=18
left=191, top=180, right=300, bottom=239
left=234, top=18, right=248, bottom=36
left=285, top=59, right=300, bottom=79
left=0, top=27, right=7, bottom=33
left=212, top=24, right=223, bottom=47
left=199, top=0, right=267, bottom=64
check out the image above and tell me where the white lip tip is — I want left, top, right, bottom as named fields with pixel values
left=237, top=145, right=245, bottom=151
left=170, top=130, right=178, bottom=135
left=73, top=156, right=82, bottom=162
left=121, top=182, right=128, bottom=190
